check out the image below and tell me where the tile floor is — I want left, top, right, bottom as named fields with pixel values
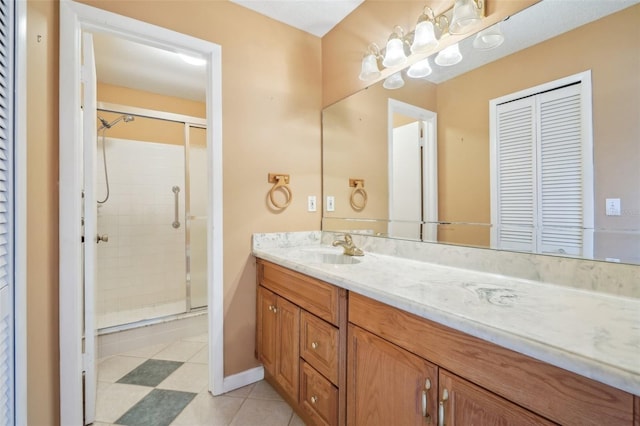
left=95, top=333, right=305, bottom=426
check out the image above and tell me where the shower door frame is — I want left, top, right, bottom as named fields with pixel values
left=59, top=2, right=227, bottom=425
left=96, top=102, right=208, bottom=324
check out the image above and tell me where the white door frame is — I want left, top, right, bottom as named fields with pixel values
left=387, top=99, right=438, bottom=240
left=59, top=2, right=224, bottom=424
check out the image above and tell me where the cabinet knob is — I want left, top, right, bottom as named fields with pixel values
left=311, top=341, right=319, bottom=350
left=268, top=305, right=277, bottom=313
left=311, top=396, right=318, bottom=404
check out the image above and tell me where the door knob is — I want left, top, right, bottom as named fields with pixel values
left=97, top=234, right=109, bottom=243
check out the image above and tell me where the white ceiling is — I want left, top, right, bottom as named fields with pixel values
left=92, top=0, right=639, bottom=103
left=229, top=0, right=365, bottom=37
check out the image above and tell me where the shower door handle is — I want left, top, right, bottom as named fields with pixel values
left=172, top=186, right=181, bottom=229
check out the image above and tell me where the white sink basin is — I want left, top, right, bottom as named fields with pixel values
left=315, top=253, right=361, bottom=265
left=299, top=248, right=362, bottom=265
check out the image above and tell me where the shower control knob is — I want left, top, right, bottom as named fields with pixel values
left=97, top=234, right=109, bottom=243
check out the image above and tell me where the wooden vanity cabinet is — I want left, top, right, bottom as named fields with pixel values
left=348, top=324, right=438, bottom=425
left=349, top=292, right=636, bottom=425
left=256, top=260, right=347, bottom=426
left=257, top=286, right=300, bottom=400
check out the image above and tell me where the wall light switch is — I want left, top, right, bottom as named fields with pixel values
left=606, top=198, right=621, bottom=216
left=326, top=196, right=335, bottom=212
left=307, top=196, right=317, bottom=212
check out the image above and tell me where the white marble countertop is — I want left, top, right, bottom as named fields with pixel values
left=252, top=238, right=640, bottom=396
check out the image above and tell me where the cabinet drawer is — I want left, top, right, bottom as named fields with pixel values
left=300, top=361, right=338, bottom=426
left=301, top=311, right=339, bottom=385
left=259, top=260, right=340, bottom=325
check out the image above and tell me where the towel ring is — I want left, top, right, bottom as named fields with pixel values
left=268, top=174, right=292, bottom=209
left=349, top=179, right=367, bottom=211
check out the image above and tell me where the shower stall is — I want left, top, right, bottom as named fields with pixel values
left=95, top=103, right=208, bottom=331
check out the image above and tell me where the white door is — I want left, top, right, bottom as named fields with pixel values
left=390, top=121, right=423, bottom=239
left=81, top=31, right=98, bottom=425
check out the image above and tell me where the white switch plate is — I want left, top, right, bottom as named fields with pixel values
left=326, top=196, right=335, bottom=212
left=606, top=198, right=621, bottom=216
left=307, top=196, right=317, bottom=212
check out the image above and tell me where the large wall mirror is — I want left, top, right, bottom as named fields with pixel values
left=322, top=0, right=640, bottom=265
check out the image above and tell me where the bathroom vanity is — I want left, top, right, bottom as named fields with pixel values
left=253, top=232, right=640, bottom=425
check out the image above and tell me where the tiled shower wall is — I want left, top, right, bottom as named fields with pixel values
left=97, top=137, right=186, bottom=329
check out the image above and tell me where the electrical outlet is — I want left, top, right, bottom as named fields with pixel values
left=326, top=196, right=335, bottom=212
left=307, top=196, right=317, bottom=212
left=606, top=198, right=621, bottom=216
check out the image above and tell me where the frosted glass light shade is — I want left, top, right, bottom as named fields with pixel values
left=435, top=43, right=462, bottom=66
left=383, top=37, right=407, bottom=68
left=407, top=58, right=433, bottom=78
left=411, top=20, right=438, bottom=54
left=383, top=72, right=405, bottom=90
left=473, top=23, right=504, bottom=50
left=450, top=0, right=482, bottom=34
left=359, top=53, right=381, bottom=81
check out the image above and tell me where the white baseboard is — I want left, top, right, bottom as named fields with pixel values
left=220, top=366, right=265, bottom=394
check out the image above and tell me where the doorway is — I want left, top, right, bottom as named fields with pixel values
left=59, top=2, right=223, bottom=425
left=387, top=99, right=438, bottom=241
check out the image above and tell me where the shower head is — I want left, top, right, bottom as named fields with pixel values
left=98, top=114, right=135, bottom=130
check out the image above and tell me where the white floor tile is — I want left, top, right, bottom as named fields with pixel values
left=97, top=355, right=146, bottom=383
left=248, top=380, right=284, bottom=401
left=95, top=382, right=152, bottom=423
left=289, top=412, right=306, bottom=426
left=187, top=345, right=208, bottom=364
left=152, top=340, right=206, bottom=362
left=224, top=383, right=255, bottom=399
left=183, top=332, right=208, bottom=343
left=170, top=392, right=244, bottom=426
left=120, top=342, right=169, bottom=359
left=157, top=362, right=209, bottom=393
left=229, top=398, right=293, bottom=426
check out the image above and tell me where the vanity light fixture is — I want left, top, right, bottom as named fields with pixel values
left=358, top=1, right=487, bottom=85
left=435, top=43, right=462, bottom=66
left=407, top=57, right=433, bottom=78
left=410, top=7, right=439, bottom=54
left=473, top=22, right=504, bottom=49
left=383, top=72, right=405, bottom=89
left=358, top=43, right=382, bottom=81
left=449, top=0, right=484, bottom=34
left=382, top=26, right=408, bottom=68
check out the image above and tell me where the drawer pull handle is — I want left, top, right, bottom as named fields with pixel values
left=311, top=342, right=319, bottom=350
left=311, top=396, right=318, bottom=404
left=438, top=388, right=449, bottom=426
left=422, top=378, right=431, bottom=420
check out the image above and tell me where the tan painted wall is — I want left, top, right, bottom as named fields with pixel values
left=436, top=4, right=640, bottom=248
left=28, top=0, right=321, bottom=423
left=26, top=1, right=60, bottom=423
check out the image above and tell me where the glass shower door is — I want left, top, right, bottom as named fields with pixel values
left=187, top=125, right=208, bottom=309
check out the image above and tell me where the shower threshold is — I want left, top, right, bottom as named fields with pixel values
left=98, top=307, right=207, bottom=336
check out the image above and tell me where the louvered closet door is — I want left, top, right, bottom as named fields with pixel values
left=536, top=84, right=585, bottom=256
left=495, top=97, right=537, bottom=252
left=0, top=0, right=14, bottom=422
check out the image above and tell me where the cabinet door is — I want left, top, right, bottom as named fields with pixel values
left=348, top=325, right=437, bottom=426
left=438, top=370, right=554, bottom=425
left=257, top=286, right=278, bottom=373
left=275, top=296, right=300, bottom=400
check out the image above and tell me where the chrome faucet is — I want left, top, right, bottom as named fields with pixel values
left=332, top=233, right=364, bottom=256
